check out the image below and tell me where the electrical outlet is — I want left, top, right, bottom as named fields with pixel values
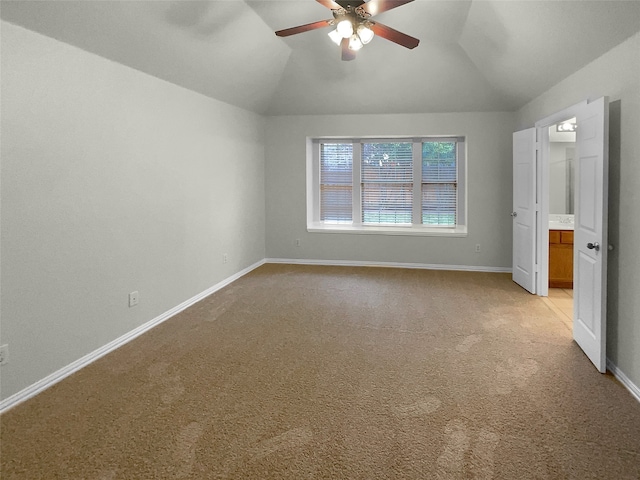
left=475, top=244, right=481, bottom=253
left=295, top=239, right=301, bottom=247
left=129, top=291, right=139, bottom=307
left=223, top=253, right=228, bottom=264
left=0, top=344, right=9, bottom=366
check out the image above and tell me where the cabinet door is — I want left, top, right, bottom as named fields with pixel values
left=549, top=230, right=573, bottom=288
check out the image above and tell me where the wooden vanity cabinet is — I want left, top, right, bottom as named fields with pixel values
left=549, top=229, right=573, bottom=288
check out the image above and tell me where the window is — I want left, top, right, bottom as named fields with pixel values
left=362, top=142, right=413, bottom=225
left=320, top=143, right=353, bottom=223
left=422, top=141, right=458, bottom=226
left=308, top=137, right=466, bottom=236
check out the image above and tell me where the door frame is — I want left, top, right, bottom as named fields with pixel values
left=534, top=100, right=587, bottom=296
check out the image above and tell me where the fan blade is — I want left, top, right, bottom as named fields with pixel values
left=341, top=37, right=356, bottom=61
left=359, top=0, right=414, bottom=16
left=275, top=19, right=333, bottom=37
left=370, top=21, right=419, bottom=49
left=315, top=0, right=343, bottom=10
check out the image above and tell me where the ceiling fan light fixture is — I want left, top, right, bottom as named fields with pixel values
left=274, top=0, right=419, bottom=61
left=336, top=19, right=354, bottom=38
left=328, top=28, right=342, bottom=46
left=357, top=24, right=374, bottom=44
left=349, top=34, right=363, bottom=51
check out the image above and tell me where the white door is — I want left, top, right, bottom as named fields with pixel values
left=512, top=128, right=537, bottom=293
left=573, top=97, right=609, bottom=372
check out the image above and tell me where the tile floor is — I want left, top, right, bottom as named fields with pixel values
left=542, top=288, right=573, bottom=331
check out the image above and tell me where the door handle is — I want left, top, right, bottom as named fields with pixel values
left=510, top=212, right=517, bottom=217
left=587, top=242, right=600, bottom=251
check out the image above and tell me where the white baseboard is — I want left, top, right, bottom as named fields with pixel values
left=607, top=359, right=640, bottom=404
left=265, top=258, right=512, bottom=273
left=0, top=260, right=265, bottom=414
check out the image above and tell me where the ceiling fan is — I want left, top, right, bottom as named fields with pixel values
left=275, top=0, right=419, bottom=61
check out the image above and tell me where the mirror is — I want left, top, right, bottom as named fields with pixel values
left=549, top=118, right=576, bottom=214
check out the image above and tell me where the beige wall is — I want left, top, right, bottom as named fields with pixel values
left=265, top=112, right=515, bottom=268
left=516, top=32, right=640, bottom=388
left=0, top=22, right=266, bottom=400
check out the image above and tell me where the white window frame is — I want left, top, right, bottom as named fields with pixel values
left=307, top=136, right=467, bottom=237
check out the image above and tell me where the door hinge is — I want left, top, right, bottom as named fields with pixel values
left=534, top=264, right=540, bottom=273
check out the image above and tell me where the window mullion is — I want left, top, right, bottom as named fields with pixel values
left=412, top=140, right=422, bottom=225
left=352, top=141, right=362, bottom=225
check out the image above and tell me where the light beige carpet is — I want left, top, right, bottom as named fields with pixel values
left=1, top=264, right=639, bottom=479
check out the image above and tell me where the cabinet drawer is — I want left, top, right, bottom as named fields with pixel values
left=549, top=230, right=561, bottom=244
left=561, top=231, right=574, bottom=244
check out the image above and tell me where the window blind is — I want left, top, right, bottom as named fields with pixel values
left=361, top=142, right=413, bottom=224
left=320, top=143, right=353, bottom=223
left=422, top=142, right=457, bottom=225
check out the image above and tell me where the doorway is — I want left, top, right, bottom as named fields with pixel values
left=513, top=97, right=609, bottom=372
left=544, top=118, right=576, bottom=331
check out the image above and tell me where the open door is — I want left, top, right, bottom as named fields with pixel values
left=573, top=97, right=609, bottom=372
left=512, top=128, right=537, bottom=293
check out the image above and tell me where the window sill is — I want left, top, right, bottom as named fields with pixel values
left=307, top=223, right=468, bottom=237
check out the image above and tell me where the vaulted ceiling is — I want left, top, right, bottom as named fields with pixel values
left=3, top=0, right=640, bottom=115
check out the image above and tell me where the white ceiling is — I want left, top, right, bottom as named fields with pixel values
left=2, top=0, right=640, bottom=115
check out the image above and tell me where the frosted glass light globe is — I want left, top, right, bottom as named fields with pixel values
left=328, top=29, right=342, bottom=45
left=336, top=19, right=353, bottom=38
left=349, top=34, right=363, bottom=51
left=357, top=24, right=374, bottom=44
